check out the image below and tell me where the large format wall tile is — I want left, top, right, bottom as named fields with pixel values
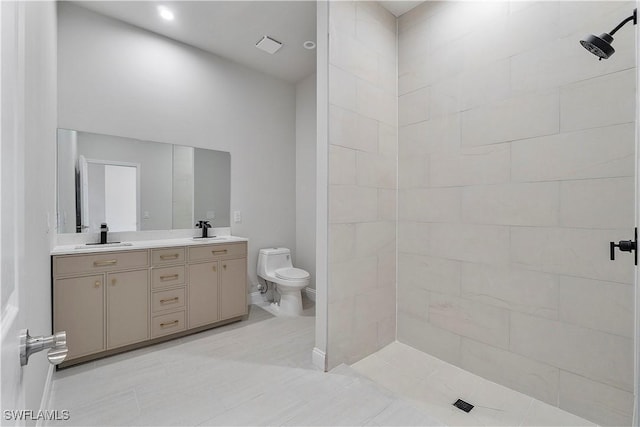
left=559, top=177, right=634, bottom=229
left=429, top=293, right=510, bottom=349
left=560, top=68, right=636, bottom=132
left=558, top=370, right=633, bottom=426
left=327, top=0, right=397, bottom=370
left=398, top=253, right=461, bottom=296
left=460, top=263, right=558, bottom=320
left=460, top=338, right=559, bottom=406
left=509, top=312, right=633, bottom=392
left=511, top=123, right=635, bottom=183
left=429, top=144, right=510, bottom=188
left=399, top=187, right=461, bottom=223
left=461, top=182, right=560, bottom=227
left=429, top=223, right=510, bottom=265
left=460, top=91, right=559, bottom=147
left=558, top=276, right=633, bottom=338
left=397, top=312, right=461, bottom=365
left=329, top=105, right=378, bottom=153
left=329, top=256, right=378, bottom=302
left=511, top=227, right=634, bottom=284
left=396, top=1, right=636, bottom=424
left=329, top=185, right=378, bottom=224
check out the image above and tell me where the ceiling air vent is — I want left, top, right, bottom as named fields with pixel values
left=255, top=36, right=282, bottom=54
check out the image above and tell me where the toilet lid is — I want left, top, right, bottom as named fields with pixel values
left=275, top=267, right=309, bottom=280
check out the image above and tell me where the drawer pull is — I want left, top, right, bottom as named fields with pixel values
left=160, top=274, right=179, bottom=281
left=211, top=249, right=227, bottom=255
left=160, top=320, right=179, bottom=328
left=93, top=259, right=117, bottom=267
left=160, top=297, right=179, bottom=304
left=160, top=254, right=180, bottom=260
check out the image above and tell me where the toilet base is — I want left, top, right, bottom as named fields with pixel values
left=260, top=285, right=304, bottom=317
left=276, top=287, right=303, bottom=316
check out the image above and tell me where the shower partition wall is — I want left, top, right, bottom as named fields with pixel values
left=325, top=1, right=398, bottom=368
left=396, top=2, right=636, bottom=425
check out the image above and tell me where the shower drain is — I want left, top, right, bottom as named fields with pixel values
left=453, top=399, right=474, bottom=413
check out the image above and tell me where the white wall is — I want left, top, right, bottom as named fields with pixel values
left=296, top=73, right=317, bottom=289
left=23, top=0, right=57, bottom=415
left=57, top=3, right=297, bottom=288
left=397, top=2, right=636, bottom=425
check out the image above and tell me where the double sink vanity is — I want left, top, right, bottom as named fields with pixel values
left=53, top=128, right=245, bottom=367
left=51, top=236, right=248, bottom=368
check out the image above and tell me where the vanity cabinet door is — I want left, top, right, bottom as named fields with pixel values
left=188, top=261, right=219, bottom=328
left=107, top=269, right=149, bottom=349
left=54, top=275, right=105, bottom=359
left=219, top=258, right=248, bottom=320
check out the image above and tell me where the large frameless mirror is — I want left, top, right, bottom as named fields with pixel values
left=57, top=129, right=231, bottom=233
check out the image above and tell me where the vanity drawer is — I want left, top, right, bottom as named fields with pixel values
left=151, top=265, right=185, bottom=289
left=152, top=311, right=186, bottom=338
left=152, top=288, right=186, bottom=313
left=54, top=250, right=149, bottom=276
left=151, top=247, right=185, bottom=266
left=188, top=243, right=247, bottom=262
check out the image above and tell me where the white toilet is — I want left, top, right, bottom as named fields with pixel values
left=257, top=248, right=310, bottom=316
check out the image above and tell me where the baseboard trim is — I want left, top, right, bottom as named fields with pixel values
left=312, top=347, right=327, bottom=372
left=305, top=287, right=316, bottom=302
left=36, top=364, right=55, bottom=426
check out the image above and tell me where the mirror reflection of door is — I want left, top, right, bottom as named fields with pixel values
left=79, top=158, right=140, bottom=232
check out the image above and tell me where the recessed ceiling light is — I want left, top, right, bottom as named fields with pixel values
left=158, top=6, right=174, bottom=21
left=256, top=36, right=283, bottom=54
left=303, top=41, right=316, bottom=50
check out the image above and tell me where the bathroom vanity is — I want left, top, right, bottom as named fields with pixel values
left=51, top=237, right=248, bottom=367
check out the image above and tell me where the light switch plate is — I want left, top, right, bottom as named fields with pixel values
left=233, top=211, right=242, bottom=223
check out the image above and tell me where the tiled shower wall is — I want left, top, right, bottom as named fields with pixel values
left=397, top=1, right=636, bottom=424
left=327, top=1, right=397, bottom=368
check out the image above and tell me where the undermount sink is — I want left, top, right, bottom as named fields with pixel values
left=74, top=242, right=133, bottom=249
left=191, top=236, right=226, bottom=241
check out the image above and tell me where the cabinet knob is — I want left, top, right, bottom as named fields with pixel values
left=94, top=281, right=101, bottom=288
left=111, top=279, right=117, bottom=286
left=212, top=265, right=217, bottom=272
left=223, top=264, right=227, bottom=270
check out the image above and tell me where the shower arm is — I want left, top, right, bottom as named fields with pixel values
left=608, top=9, right=637, bottom=36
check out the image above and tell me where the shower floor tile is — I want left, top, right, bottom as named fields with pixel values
left=351, top=342, right=597, bottom=427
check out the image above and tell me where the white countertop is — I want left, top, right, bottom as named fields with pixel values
left=51, top=235, right=248, bottom=256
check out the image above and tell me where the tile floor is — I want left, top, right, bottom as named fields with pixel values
left=45, top=304, right=438, bottom=426
left=46, top=303, right=596, bottom=426
left=351, top=343, right=596, bottom=427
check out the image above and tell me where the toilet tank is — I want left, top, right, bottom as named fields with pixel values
left=257, top=247, right=293, bottom=278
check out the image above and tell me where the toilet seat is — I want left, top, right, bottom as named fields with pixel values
left=275, top=267, right=309, bottom=280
